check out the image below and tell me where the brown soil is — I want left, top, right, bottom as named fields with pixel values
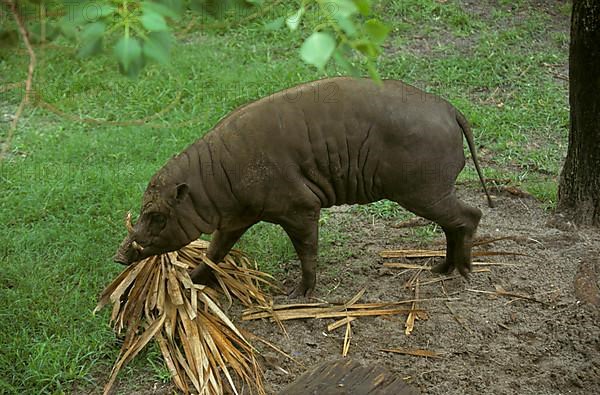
left=244, top=188, right=600, bottom=395
left=97, top=189, right=600, bottom=395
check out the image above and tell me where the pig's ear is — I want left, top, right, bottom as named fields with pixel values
left=175, top=183, right=189, bottom=203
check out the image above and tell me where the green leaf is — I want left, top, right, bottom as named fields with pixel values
left=142, top=1, right=182, bottom=20
left=189, top=0, right=204, bottom=13
left=28, top=22, right=60, bottom=43
left=78, top=37, right=103, bottom=58
left=300, top=32, right=336, bottom=70
left=354, top=40, right=379, bottom=58
left=98, top=5, right=117, bottom=18
left=353, top=0, right=371, bottom=16
left=59, top=17, right=77, bottom=39
left=119, top=55, right=145, bottom=78
left=366, top=61, right=381, bottom=83
left=65, top=7, right=87, bottom=25
left=80, top=21, right=105, bottom=42
left=73, top=4, right=115, bottom=23
left=143, top=40, right=169, bottom=64
left=335, top=15, right=357, bottom=36
left=364, top=19, right=390, bottom=44
left=325, top=0, right=358, bottom=18
left=143, top=32, right=171, bottom=64
left=333, top=47, right=360, bottom=76
left=286, top=7, right=305, bottom=31
left=114, top=36, right=143, bottom=72
left=77, top=22, right=105, bottom=58
left=147, top=31, right=172, bottom=49
left=141, top=12, right=168, bottom=31
left=264, top=17, right=285, bottom=31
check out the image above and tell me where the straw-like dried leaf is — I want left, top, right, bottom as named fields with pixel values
left=472, top=235, right=522, bottom=247
left=405, top=280, right=419, bottom=336
left=96, top=239, right=272, bottom=395
left=166, top=264, right=185, bottom=306
left=108, top=259, right=148, bottom=304
left=95, top=263, right=140, bottom=314
left=466, top=286, right=547, bottom=304
left=471, top=261, right=522, bottom=267
left=344, top=287, right=366, bottom=308
left=379, top=249, right=446, bottom=258
left=383, top=262, right=433, bottom=270
left=379, top=249, right=528, bottom=259
left=327, top=316, right=357, bottom=332
left=243, top=304, right=423, bottom=321
left=241, top=329, right=305, bottom=369
left=156, top=333, right=188, bottom=392
left=105, top=313, right=166, bottom=392
left=342, top=319, right=352, bottom=357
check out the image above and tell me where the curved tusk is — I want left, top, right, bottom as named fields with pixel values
left=125, top=211, right=134, bottom=234
left=131, top=241, right=144, bottom=252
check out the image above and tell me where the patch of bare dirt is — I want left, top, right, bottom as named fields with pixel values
left=243, top=189, right=600, bottom=395
left=87, top=188, right=600, bottom=395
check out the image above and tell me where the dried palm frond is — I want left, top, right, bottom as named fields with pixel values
left=378, top=248, right=528, bottom=259
left=95, top=239, right=272, bottom=395
left=177, top=241, right=275, bottom=309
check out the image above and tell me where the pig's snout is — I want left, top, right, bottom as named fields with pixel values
left=113, top=252, right=131, bottom=266
left=113, top=236, right=143, bottom=265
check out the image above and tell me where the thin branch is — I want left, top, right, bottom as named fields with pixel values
left=465, top=288, right=547, bottom=305
left=1, top=0, right=36, bottom=160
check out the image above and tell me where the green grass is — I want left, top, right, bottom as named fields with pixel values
left=0, top=1, right=569, bottom=393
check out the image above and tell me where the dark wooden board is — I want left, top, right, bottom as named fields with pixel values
left=279, top=358, right=420, bottom=395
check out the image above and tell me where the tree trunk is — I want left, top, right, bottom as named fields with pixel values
left=557, top=0, right=600, bottom=226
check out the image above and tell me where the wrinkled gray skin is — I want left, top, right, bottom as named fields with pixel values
left=114, top=77, right=493, bottom=297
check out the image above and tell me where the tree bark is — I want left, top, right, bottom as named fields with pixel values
left=557, top=0, right=600, bottom=226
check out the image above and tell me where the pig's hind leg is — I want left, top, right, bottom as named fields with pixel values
left=400, top=192, right=482, bottom=278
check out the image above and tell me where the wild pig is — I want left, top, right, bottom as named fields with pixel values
left=114, top=77, right=493, bottom=297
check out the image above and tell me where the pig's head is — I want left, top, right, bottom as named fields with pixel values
left=113, top=179, right=197, bottom=265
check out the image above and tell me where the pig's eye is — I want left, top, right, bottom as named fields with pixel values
left=149, top=213, right=167, bottom=233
